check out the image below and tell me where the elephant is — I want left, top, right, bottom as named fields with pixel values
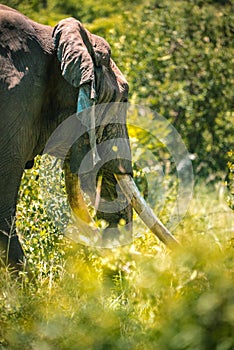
left=0, top=5, right=178, bottom=269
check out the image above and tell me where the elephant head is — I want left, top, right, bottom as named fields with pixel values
left=50, top=17, right=133, bottom=242
left=49, top=17, right=179, bottom=247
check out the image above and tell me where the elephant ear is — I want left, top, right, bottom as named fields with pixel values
left=53, top=18, right=96, bottom=95
left=53, top=17, right=112, bottom=97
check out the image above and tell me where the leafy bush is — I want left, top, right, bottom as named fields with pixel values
left=106, top=0, right=233, bottom=179
left=16, top=156, right=68, bottom=280
left=1, top=182, right=233, bottom=349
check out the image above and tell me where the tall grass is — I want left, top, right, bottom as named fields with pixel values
left=0, top=163, right=233, bottom=349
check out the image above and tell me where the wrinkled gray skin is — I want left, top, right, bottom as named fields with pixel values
left=0, top=5, right=132, bottom=268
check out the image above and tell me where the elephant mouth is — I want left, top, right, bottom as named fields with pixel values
left=64, top=160, right=180, bottom=248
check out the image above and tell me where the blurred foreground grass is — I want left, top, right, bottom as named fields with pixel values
left=0, top=163, right=233, bottom=350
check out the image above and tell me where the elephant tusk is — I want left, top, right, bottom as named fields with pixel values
left=63, top=159, right=94, bottom=224
left=63, top=159, right=104, bottom=245
left=64, top=159, right=179, bottom=248
left=115, top=174, right=180, bottom=248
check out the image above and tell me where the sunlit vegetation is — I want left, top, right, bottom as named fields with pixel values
left=0, top=0, right=233, bottom=349
left=1, top=174, right=233, bottom=349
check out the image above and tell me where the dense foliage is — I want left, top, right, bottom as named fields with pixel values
left=1, top=173, right=234, bottom=349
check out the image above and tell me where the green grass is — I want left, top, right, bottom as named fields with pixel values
left=0, top=171, right=233, bottom=349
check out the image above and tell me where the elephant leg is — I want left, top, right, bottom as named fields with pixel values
left=0, top=160, right=25, bottom=268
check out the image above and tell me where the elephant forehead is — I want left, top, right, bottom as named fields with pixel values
left=94, top=61, right=129, bottom=104
left=91, top=34, right=111, bottom=54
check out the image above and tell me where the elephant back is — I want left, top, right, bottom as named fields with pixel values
left=0, top=5, right=54, bottom=90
